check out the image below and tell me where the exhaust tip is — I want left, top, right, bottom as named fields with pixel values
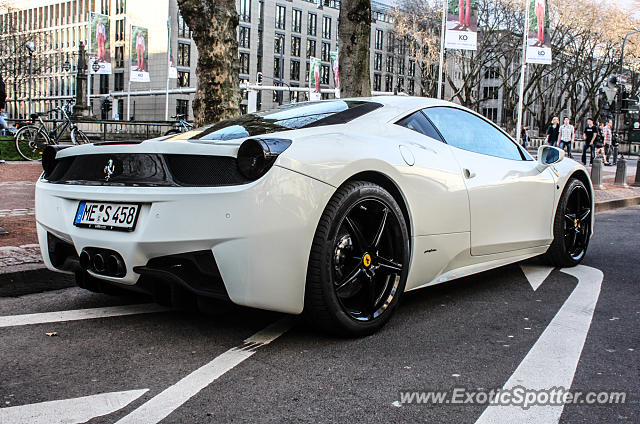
left=106, top=254, right=125, bottom=276
left=93, top=253, right=106, bottom=273
left=79, top=250, right=91, bottom=270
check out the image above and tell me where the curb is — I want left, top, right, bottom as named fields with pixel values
left=594, top=196, right=640, bottom=213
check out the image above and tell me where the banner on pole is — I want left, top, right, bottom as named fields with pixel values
left=308, top=57, right=322, bottom=101
left=167, top=19, right=177, bottom=79
left=330, top=51, right=339, bottom=98
left=526, top=0, right=552, bottom=64
left=444, top=0, right=478, bottom=51
left=130, top=25, right=150, bottom=82
left=89, top=12, right=112, bottom=74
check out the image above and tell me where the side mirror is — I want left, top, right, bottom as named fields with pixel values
left=537, top=145, right=564, bottom=167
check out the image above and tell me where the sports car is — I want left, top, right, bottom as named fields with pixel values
left=35, top=96, right=593, bottom=336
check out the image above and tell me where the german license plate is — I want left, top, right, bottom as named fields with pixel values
left=74, top=201, right=140, bottom=231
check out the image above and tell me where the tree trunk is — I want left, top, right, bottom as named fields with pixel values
left=339, top=0, right=371, bottom=98
left=176, top=0, right=241, bottom=125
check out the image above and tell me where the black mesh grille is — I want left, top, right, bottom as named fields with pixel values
left=164, top=155, right=251, bottom=186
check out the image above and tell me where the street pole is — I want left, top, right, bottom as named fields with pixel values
left=28, top=53, right=33, bottom=117
left=127, top=80, right=131, bottom=121
left=515, top=0, right=530, bottom=145
left=437, top=0, right=446, bottom=99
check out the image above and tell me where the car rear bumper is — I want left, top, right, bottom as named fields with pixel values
left=35, top=165, right=334, bottom=314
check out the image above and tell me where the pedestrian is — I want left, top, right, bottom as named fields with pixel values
left=559, top=117, right=575, bottom=158
left=0, top=73, right=6, bottom=164
left=545, top=116, right=560, bottom=146
left=582, top=118, right=597, bottom=166
left=594, top=121, right=605, bottom=162
left=520, top=125, right=530, bottom=150
left=603, top=119, right=614, bottom=166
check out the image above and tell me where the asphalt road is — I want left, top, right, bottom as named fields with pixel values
left=0, top=206, right=638, bottom=423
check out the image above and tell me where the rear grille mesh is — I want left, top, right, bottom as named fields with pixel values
left=44, top=153, right=250, bottom=187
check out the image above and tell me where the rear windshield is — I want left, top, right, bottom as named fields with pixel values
left=195, top=100, right=382, bottom=141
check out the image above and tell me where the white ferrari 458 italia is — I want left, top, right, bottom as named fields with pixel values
left=36, top=96, right=593, bottom=336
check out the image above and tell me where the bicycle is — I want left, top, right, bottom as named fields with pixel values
left=164, top=114, right=194, bottom=136
left=14, top=101, right=90, bottom=161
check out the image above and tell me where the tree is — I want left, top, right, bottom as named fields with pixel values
left=176, top=0, right=241, bottom=125
left=339, top=0, right=371, bottom=97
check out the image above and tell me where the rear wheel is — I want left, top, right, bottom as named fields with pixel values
left=71, top=127, right=90, bottom=144
left=544, top=178, right=592, bottom=267
left=305, top=181, right=410, bottom=337
left=15, top=126, right=49, bottom=161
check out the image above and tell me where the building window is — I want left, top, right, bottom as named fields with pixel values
left=274, top=33, right=285, bottom=54
left=485, top=67, right=498, bottom=79
left=273, top=57, right=282, bottom=79
left=240, top=52, right=250, bottom=74
left=306, top=39, right=316, bottom=58
left=375, top=29, right=383, bottom=50
left=239, top=26, right=250, bottom=49
left=290, top=60, right=300, bottom=81
left=291, top=36, right=301, bottom=57
left=321, top=42, right=330, bottom=62
left=176, top=99, right=189, bottom=117
left=385, top=74, right=393, bottom=92
left=385, top=56, right=394, bottom=73
left=374, top=53, right=382, bottom=71
left=99, top=74, right=109, bottom=94
left=308, top=13, right=317, bottom=36
left=322, top=16, right=331, bottom=39
left=178, top=15, right=190, bottom=38
left=397, top=76, right=404, bottom=91
left=114, top=72, right=124, bottom=91
left=398, top=59, right=405, bottom=75
left=482, top=107, right=498, bottom=121
left=178, top=43, right=191, bottom=67
left=178, top=71, right=190, bottom=87
left=321, top=64, right=330, bottom=84
left=292, top=9, right=302, bottom=33
left=275, top=5, right=286, bottom=30
left=373, top=73, right=381, bottom=91
left=100, top=0, right=110, bottom=15
left=115, top=46, right=124, bottom=68
left=305, top=61, right=310, bottom=83
left=387, top=32, right=395, bottom=53
left=408, top=79, right=415, bottom=95
left=483, top=86, right=499, bottom=99
left=240, top=0, right=251, bottom=22
left=257, top=54, right=262, bottom=72
left=408, top=60, right=415, bottom=77
left=115, top=0, right=125, bottom=14
left=115, top=19, right=125, bottom=41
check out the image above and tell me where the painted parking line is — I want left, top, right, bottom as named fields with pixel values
left=115, top=317, right=294, bottom=424
left=476, top=265, right=603, bottom=424
left=0, top=304, right=171, bottom=328
left=0, top=389, right=148, bottom=424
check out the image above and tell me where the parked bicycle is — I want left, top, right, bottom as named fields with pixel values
left=14, top=101, right=90, bottom=161
left=164, top=114, right=194, bottom=136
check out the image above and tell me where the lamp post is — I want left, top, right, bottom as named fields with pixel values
left=615, top=29, right=640, bottom=136
left=25, top=41, right=35, bottom=117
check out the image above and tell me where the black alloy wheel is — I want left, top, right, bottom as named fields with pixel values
left=305, top=181, right=410, bottom=336
left=545, top=178, right=592, bottom=267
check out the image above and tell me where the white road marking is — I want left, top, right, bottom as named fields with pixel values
left=0, top=389, right=148, bottom=424
left=476, top=265, right=603, bottom=424
left=115, top=317, right=293, bottom=424
left=0, top=208, right=36, bottom=218
left=519, top=263, right=555, bottom=291
left=0, top=304, right=171, bottom=328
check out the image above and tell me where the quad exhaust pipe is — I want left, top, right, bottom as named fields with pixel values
left=79, top=248, right=126, bottom=277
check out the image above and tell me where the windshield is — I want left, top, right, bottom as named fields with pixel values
left=195, top=100, right=381, bottom=141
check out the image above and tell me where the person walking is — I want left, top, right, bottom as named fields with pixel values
left=594, top=121, right=605, bottom=162
left=559, top=117, right=575, bottom=158
left=545, top=116, right=560, bottom=146
left=582, top=118, right=597, bottom=165
left=520, top=125, right=530, bottom=150
left=603, top=119, right=613, bottom=166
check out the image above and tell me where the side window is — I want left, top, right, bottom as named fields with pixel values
left=396, top=111, right=443, bottom=142
left=423, top=107, right=523, bottom=160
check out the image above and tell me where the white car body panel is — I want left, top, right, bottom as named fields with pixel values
left=35, top=96, right=594, bottom=315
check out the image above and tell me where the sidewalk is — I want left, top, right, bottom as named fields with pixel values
left=1, top=159, right=639, bottom=279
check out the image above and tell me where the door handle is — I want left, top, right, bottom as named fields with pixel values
left=463, top=168, right=476, bottom=179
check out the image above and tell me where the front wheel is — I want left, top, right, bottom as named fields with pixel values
left=71, top=128, right=90, bottom=144
left=305, top=181, right=410, bottom=337
left=15, top=126, right=50, bottom=161
left=544, top=178, right=592, bottom=267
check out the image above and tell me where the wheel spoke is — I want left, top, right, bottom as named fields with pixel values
left=377, top=256, right=403, bottom=274
left=566, top=228, right=577, bottom=253
left=372, top=207, right=389, bottom=248
left=344, top=216, right=368, bottom=251
left=335, top=265, right=363, bottom=296
left=578, top=208, right=591, bottom=222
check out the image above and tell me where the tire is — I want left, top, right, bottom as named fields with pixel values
left=304, top=181, right=410, bottom=337
left=15, top=126, right=50, bottom=161
left=544, top=178, right=592, bottom=267
left=164, top=128, right=182, bottom=136
left=71, top=128, right=90, bottom=144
